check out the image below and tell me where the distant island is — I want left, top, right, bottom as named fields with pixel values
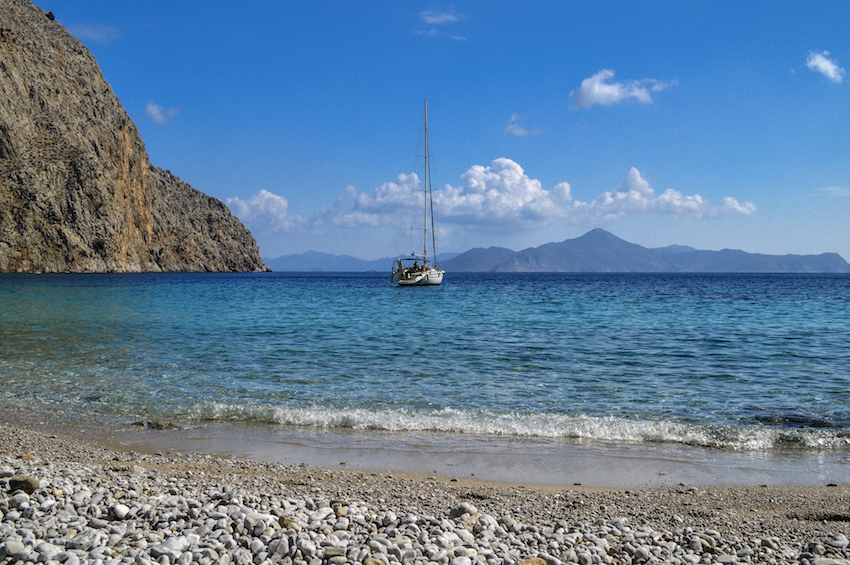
left=266, top=229, right=850, bottom=273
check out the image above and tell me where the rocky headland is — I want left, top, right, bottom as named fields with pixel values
left=0, top=0, right=268, bottom=273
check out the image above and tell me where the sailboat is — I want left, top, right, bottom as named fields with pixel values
left=392, top=100, right=445, bottom=286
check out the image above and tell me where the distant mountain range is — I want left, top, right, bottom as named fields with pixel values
left=264, top=251, right=461, bottom=272
left=265, top=229, right=850, bottom=273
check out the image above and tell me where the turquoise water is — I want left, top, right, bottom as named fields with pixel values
left=2, top=272, right=849, bottom=453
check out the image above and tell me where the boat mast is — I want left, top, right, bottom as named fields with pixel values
left=423, top=99, right=438, bottom=267
left=423, top=99, right=429, bottom=263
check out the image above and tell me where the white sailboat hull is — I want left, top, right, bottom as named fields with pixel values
left=393, top=265, right=444, bottom=286
left=393, top=268, right=443, bottom=286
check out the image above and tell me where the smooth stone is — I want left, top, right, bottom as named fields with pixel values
left=198, top=548, right=220, bottom=560
left=163, top=537, right=190, bottom=552
left=112, top=504, right=130, bottom=520
left=4, top=510, right=21, bottom=521
left=249, top=538, right=265, bottom=554
left=9, top=475, right=40, bottom=494
left=296, top=539, right=316, bottom=557
left=449, top=502, right=478, bottom=518
left=308, top=508, right=334, bottom=522
left=2, top=540, right=26, bottom=557
left=36, top=541, right=63, bottom=560
left=269, top=538, right=289, bottom=557
left=810, top=543, right=827, bottom=556
left=279, top=517, right=301, bottom=531
left=537, top=552, right=563, bottom=565
left=9, top=492, right=30, bottom=508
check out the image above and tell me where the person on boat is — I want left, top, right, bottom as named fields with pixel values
left=413, top=261, right=419, bottom=271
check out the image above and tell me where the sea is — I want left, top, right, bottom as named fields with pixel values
left=2, top=271, right=849, bottom=487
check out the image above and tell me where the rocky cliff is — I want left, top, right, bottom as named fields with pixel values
left=0, top=0, right=269, bottom=273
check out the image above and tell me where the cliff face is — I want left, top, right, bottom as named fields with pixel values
left=0, top=0, right=269, bottom=273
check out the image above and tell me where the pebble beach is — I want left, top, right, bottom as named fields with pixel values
left=2, top=424, right=850, bottom=565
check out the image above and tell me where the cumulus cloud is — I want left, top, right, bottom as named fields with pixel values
left=433, top=158, right=571, bottom=225
left=313, top=174, right=421, bottom=229
left=67, top=24, right=119, bottom=44
left=430, top=161, right=753, bottom=225
left=503, top=114, right=540, bottom=137
left=587, top=167, right=756, bottom=220
left=229, top=162, right=755, bottom=242
left=144, top=100, right=180, bottom=126
left=226, top=189, right=303, bottom=232
left=806, top=50, right=845, bottom=83
left=571, top=69, right=676, bottom=109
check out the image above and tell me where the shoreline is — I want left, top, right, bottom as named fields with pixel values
left=3, top=410, right=849, bottom=490
left=3, top=422, right=850, bottom=565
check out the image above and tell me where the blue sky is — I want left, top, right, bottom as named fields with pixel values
left=52, top=1, right=850, bottom=261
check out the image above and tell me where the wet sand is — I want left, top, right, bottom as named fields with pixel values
left=9, top=409, right=847, bottom=489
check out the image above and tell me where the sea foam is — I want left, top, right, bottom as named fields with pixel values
left=190, top=402, right=850, bottom=451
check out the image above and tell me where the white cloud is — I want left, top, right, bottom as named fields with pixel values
left=415, top=9, right=465, bottom=40
left=571, top=69, right=676, bottom=109
left=67, top=24, right=119, bottom=44
left=226, top=189, right=303, bottom=232
left=818, top=185, right=850, bottom=197
left=434, top=158, right=571, bottom=225
left=144, top=100, right=180, bottom=126
left=314, top=174, right=420, bottom=228
left=229, top=162, right=755, bottom=244
left=588, top=168, right=756, bottom=220
left=420, top=10, right=459, bottom=24
left=503, top=114, right=540, bottom=137
left=806, top=50, right=845, bottom=83
left=431, top=162, right=753, bottom=226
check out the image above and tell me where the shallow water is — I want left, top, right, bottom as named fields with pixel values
left=2, top=272, right=849, bottom=460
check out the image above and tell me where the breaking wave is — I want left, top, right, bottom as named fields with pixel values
left=188, top=402, right=850, bottom=451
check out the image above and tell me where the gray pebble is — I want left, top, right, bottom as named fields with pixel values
left=3, top=425, right=850, bottom=565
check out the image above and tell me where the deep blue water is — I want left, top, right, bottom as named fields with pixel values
left=2, top=272, right=849, bottom=451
